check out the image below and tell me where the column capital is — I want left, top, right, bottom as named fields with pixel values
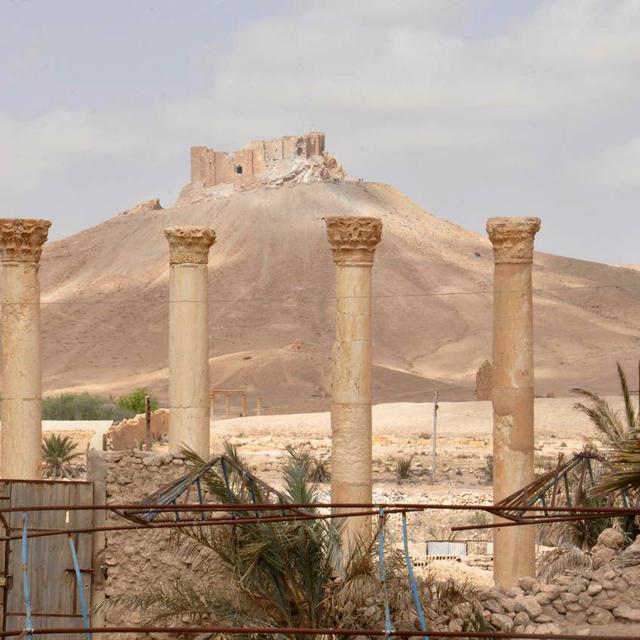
left=325, top=216, right=383, bottom=265
left=164, top=226, right=216, bottom=265
left=486, top=217, right=541, bottom=264
left=0, top=218, right=51, bottom=264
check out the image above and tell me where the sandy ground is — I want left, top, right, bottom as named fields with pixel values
left=210, top=396, right=604, bottom=490
left=205, top=396, right=612, bottom=583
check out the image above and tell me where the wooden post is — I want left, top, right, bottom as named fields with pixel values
left=145, top=395, right=152, bottom=451
left=431, top=390, right=439, bottom=484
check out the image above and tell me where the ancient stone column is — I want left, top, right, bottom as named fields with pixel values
left=487, top=216, right=541, bottom=587
left=165, top=226, right=216, bottom=458
left=224, top=392, right=231, bottom=417
left=325, top=216, right=383, bottom=552
left=240, top=392, right=247, bottom=417
left=0, top=218, right=51, bottom=479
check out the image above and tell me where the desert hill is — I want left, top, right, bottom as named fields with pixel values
left=25, top=179, right=640, bottom=414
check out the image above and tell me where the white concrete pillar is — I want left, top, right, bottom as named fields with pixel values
left=487, top=216, right=540, bottom=587
left=165, top=226, right=216, bottom=457
left=325, top=216, right=383, bottom=551
left=0, top=218, right=51, bottom=479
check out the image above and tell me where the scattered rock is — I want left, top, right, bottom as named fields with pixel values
left=514, top=595, right=542, bottom=618
left=597, top=528, right=625, bottom=550
left=613, top=605, right=640, bottom=622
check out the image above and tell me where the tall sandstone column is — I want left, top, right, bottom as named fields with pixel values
left=165, top=226, right=216, bottom=458
left=487, top=216, right=541, bottom=587
left=0, top=219, right=51, bottom=479
left=325, top=216, right=382, bottom=552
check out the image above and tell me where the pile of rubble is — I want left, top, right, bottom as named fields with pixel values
left=479, top=527, right=640, bottom=634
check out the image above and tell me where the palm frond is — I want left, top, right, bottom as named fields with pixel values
left=537, top=545, right=592, bottom=581
left=617, top=361, right=639, bottom=432
left=572, top=389, right=628, bottom=445
left=592, top=436, right=640, bottom=495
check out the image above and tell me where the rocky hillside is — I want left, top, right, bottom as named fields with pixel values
left=17, top=179, right=640, bottom=413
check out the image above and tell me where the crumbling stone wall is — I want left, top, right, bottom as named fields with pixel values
left=89, top=450, right=203, bottom=636
left=106, top=409, right=169, bottom=450
left=191, top=132, right=325, bottom=189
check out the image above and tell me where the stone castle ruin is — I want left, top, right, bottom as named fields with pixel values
left=179, top=132, right=346, bottom=204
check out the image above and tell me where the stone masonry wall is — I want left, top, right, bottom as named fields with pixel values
left=88, top=450, right=202, bottom=637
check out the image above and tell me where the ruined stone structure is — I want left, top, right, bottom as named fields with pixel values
left=325, top=216, right=383, bottom=551
left=88, top=450, right=640, bottom=636
left=191, top=132, right=325, bottom=189
left=165, top=226, right=216, bottom=457
left=475, top=360, right=493, bottom=401
left=106, top=408, right=170, bottom=450
left=487, top=216, right=541, bottom=588
left=119, top=198, right=162, bottom=216
left=210, top=389, right=249, bottom=418
left=0, top=218, right=51, bottom=479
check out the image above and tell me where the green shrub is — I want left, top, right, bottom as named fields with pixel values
left=43, top=393, right=132, bottom=421
left=117, top=387, right=159, bottom=415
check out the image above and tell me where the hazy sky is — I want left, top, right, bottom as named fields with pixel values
left=1, top=0, right=639, bottom=263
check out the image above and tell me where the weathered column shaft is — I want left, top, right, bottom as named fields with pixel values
left=0, top=219, right=50, bottom=479
left=225, top=393, right=230, bottom=417
left=165, top=227, right=215, bottom=458
left=240, top=392, right=247, bottom=417
left=326, top=216, right=382, bottom=552
left=487, top=216, right=540, bottom=587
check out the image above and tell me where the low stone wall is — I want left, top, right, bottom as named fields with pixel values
left=477, top=528, right=640, bottom=635
left=106, top=409, right=169, bottom=450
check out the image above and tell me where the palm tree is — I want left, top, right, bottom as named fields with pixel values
left=120, top=443, right=376, bottom=636
left=114, top=443, right=491, bottom=637
left=41, top=434, right=81, bottom=478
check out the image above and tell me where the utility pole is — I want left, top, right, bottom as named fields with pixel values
left=431, top=390, right=439, bottom=484
left=144, top=394, right=152, bottom=451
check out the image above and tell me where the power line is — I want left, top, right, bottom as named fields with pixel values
left=0, top=281, right=637, bottom=306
